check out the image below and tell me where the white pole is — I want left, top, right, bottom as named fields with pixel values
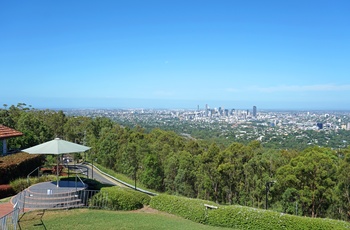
left=57, top=155, right=59, bottom=187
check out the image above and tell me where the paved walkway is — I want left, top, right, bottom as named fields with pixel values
left=82, top=163, right=124, bottom=187
left=0, top=164, right=122, bottom=218
left=0, top=201, right=14, bottom=217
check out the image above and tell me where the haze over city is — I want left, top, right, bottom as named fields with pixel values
left=1, top=1, right=349, bottom=110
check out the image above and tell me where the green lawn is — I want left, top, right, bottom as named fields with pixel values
left=18, top=208, right=234, bottom=230
left=0, top=197, right=11, bottom=203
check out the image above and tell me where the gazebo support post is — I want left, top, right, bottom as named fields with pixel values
left=2, top=139, right=7, bottom=155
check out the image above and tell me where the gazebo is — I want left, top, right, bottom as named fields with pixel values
left=0, top=125, right=23, bottom=156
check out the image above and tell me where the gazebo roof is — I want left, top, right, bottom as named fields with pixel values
left=0, top=125, right=23, bottom=139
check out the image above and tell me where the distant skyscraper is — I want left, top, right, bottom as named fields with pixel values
left=205, top=104, right=209, bottom=117
left=224, top=109, right=229, bottom=116
left=253, top=106, right=257, bottom=117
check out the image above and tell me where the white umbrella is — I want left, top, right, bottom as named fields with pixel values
left=22, top=138, right=91, bottom=187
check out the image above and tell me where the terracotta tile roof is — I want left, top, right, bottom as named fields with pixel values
left=0, top=125, right=23, bottom=139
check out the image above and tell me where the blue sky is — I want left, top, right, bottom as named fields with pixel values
left=1, top=1, right=349, bottom=110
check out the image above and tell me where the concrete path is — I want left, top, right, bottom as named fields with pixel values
left=0, top=202, right=14, bottom=217
left=68, top=163, right=124, bottom=187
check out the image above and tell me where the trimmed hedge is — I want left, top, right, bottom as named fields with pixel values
left=150, top=194, right=350, bottom=230
left=0, top=184, right=15, bottom=199
left=149, top=194, right=216, bottom=224
left=0, top=152, right=44, bottom=184
left=90, top=186, right=151, bottom=211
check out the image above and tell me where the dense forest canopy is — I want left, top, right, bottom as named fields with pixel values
left=1, top=103, right=350, bottom=221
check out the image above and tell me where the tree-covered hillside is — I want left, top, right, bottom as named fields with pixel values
left=1, top=103, right=350, bottom=221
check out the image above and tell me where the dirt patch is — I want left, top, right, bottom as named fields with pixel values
left=131, top=206, right=159, bottom=214
left=131, top=206, right=178, bottom=218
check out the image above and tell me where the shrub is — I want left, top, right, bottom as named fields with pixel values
left=0, top=152, right=44, bottom=184
left=10, top=178, right=28, bottom=193
left=90, top=186, right=151, bottom=211
left=0, top=184, right=15, bottom=199
left=150, top=194, right=350, bottom=230
left=121, top=187, right=151, bottom=206
left=10, top=175, right=56, bottom=193
left=150, top=194, right=216, bottom=223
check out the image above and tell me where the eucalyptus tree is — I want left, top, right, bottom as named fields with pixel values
left=140, top=151, right=164, bottom=191
left=196, top=142, right=221, bottom=202
left=276, top=147, right=337, bottom=217
left=217, top=142, right=248, bottom=204
left=174, top=150, right=197, bottom=197
left=95, top=126, right=120, bottom=169
left=63, top=116, right=92, bottom=144
left=335, top=147, right=350, bottom=220
left=15, top=111, right=53, bottom=148
left=39, top=110, right=67, bottom=138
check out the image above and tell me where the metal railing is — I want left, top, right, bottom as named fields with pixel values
left=14, top=189, right=102, bottom=210
left=1, top=190, right=106, bottom=230
left=84, top=162, right=158, bottom=196
left=26, top=167, right=40, bottom=184
left=3, top=162, right=157, bottom=229
left=0, top=206, right=21, bottom=230
left=75, top=174, right=85, bottom=192
left=66, top=164, right=88, bottom=178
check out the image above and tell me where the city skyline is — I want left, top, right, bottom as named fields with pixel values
left=1, top=1, right=349, bottom=110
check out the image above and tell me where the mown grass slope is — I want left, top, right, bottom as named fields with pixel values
left=18, top=209, right=234, bottom=230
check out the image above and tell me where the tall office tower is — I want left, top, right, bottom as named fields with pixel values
left=224, top=109, right=229, bottom=116
left=253, top=106, right=257, bottom=117
left=205, top=104, right=209, bottom=117
left=197, top=105, right=199, bottom=111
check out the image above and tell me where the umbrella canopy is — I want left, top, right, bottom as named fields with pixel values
left=22, top=138, right=91, bottom=154
left=22, top=138, right=91, bottom=187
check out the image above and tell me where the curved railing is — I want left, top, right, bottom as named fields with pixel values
left=84, top=162, right=158, bottom=196
left=27, top=166, right=40, bottom=184
left=75, top=174, right=85, bottom=192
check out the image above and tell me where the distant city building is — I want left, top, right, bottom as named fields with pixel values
left=253, top=106, right=257, bottom=117
left=224, top=109, right=229, bottom=116
left=205, top=104, right=209, bottom=117
left=317, top=122, right=323, bottom=129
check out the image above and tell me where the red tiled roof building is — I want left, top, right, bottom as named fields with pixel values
left=0, top=125, right=23, bottom=155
